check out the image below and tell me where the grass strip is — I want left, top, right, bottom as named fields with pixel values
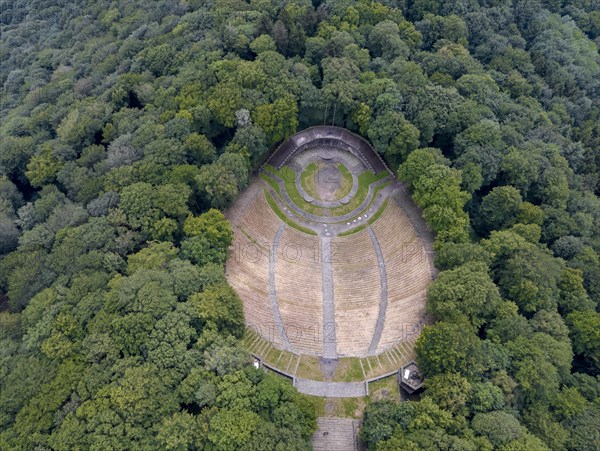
left=263, top=190, right=317, bottom=236
left=328, top=171, right=388, bottom=217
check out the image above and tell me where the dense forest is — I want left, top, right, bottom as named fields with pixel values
left=1, top=0, right=599, bottom=449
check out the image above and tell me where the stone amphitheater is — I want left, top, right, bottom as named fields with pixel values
left=225, top=126, right=435, bottom=402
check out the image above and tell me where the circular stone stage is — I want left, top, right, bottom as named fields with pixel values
left=225, top=126, right=435, bottom=385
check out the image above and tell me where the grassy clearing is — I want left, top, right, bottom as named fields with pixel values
left=265, top=346, right=283, bottom=364
left=260, top=173, right=281, bottom=195
left=296, top=355, right=324, bottom=381
left=328, top=171, right=388, bottom=217
left=341, top=397, right=363, bottom=418
left=301, top=162, right=353, bottom=201
left=367, top=374, right=400, bottom=404
left=265, top=166, right=324, bottom=216
left=263, top=190, right=317, bottom=236
left=244, top=328, right=291, bottom=364
left=303, top=396, right=326, bottom=419
left=328, top=397, right=367, bottom=419
left=363, top=344, right=413, bottom=379
left=300, top=162, right=318, bottom=198
left=333, top=357, right=367, bottom=382
left=335, top=163, right=353, bottom=199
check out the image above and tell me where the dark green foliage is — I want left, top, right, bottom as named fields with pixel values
left=471, top=411, right=522, bottom=447
left=426, top=262, right=501, bottom=327
left=568, top=311, right=600, bottom=373
left=416, top=320, right=486, bottom=378
left=1, top=0, right=599, bottom=448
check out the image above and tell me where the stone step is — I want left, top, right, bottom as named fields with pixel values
left=312, top=418, right=359, bottom=451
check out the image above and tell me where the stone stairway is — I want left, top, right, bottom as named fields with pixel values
left=312, top=418, right=360, bottom=451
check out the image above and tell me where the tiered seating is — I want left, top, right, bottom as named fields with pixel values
left=376, top=290, right=427, bottom=352
left=226, top=193, right=285, bottom=349
left=275, top=226, right=324, bottom=355
left=238, top=192, right=283, bottom=251
left=370, top=201, right=431, bottom=352
left=331, top=230, right=380, bottom=356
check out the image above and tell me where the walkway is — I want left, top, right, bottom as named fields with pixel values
left=269, top=224, right=293, bottom=351
left=312, top=418, right=359, bottom=451
left=263, top=169, right=391, bottom=225
left=293, top=151, right=361, bottom=208
left=261, top=177, right=399, bottom=237
left=367, top=226, right=388, bottom=354
left=295, top=378, right=367, bottom=397
left=265, top=125, right=390, bottom=174
left=321, top=236, right=338, bottom=359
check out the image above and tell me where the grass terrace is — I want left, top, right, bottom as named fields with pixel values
left=264, top=165, right=324, bottom=216
left=328, top=171, right=388, bottom=217
left=263, top=190, right=318, bottom=236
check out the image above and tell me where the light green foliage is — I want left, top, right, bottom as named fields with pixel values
left=127, top=241, right=179, bottom=275
left=427, top=262, right=501, bottom=327
left=25, top=145, right=62, bottom=188
left=120, top=182, right=191, bottom=238
left=558, top=268, right=594, bottom=314
left=424, top=373, right=472, bottom=415
left=416, top=321, right=485, bottom=378
left=471, top=411, right=522, bottom=447
left=183, top=209, right=233, bottom=246
left=190, top=283, right=244, bottom=338
left=367, top=111, right=420, bottom=165
left=180, top=202, right=233, bottom=264
left=397, top=147, right=448, bottom=190
left=479, top=186, right=523, bottom=233
left=413, top=165, right=468, bottom=212
left=208, top=408, right=261, bottom=450
left=353, top=102, right=372, bottom=135
left=250, top=34, right=277, bottom=54
left=568, top=311, right=600, bottom=372
left=196, top=153, right=249, bottom=210
left=56, top=101, right=110, bottom=150
left=254, top=95, right=298, bottom=145
left=407, top=162, right=471, bottom=242
left=157, top=412, right=205, bottom=450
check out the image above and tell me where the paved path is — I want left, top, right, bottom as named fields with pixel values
left=263, top=169, right=391, bottom=224
left=321, top=236, right=338, bottom=359
left=290, top=147, right=365, bottom=175
left=312, top=418, right=359, bottom=451
left=367, top=226, right=388, bottom=355
left=295, top=378, right=367, bottom=397
left=269, top=224, right=293, bottom=351
left=261, top=178, right=400, bottom=237
left=293, top=152, right=361, bottom=208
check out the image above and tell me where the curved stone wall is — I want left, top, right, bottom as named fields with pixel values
left=264, top=126, right=391, bottom=174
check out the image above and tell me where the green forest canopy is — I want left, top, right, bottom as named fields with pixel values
left=1, top=0, right=599, bottom=449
